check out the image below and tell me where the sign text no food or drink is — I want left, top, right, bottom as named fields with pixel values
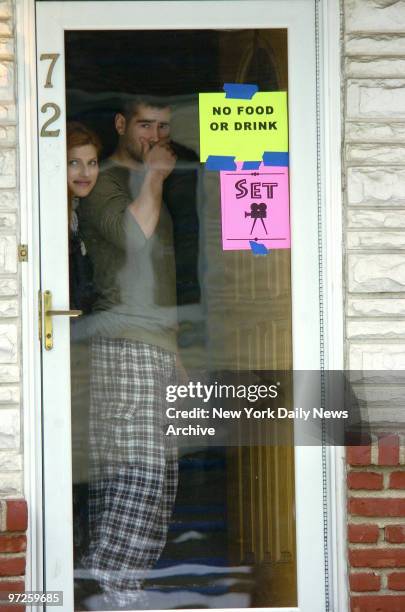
left=199, top=91, right=288, bottom=163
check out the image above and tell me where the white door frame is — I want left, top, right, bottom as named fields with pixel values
left=17, top=0, right=345, bottom=610
left=317, top=0, right=347, bottom=610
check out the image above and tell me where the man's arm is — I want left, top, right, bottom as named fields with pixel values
left=128, top=139, right=176, bottom=238
left=81, top=173, right=146, bottom=252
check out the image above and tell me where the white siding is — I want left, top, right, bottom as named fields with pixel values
left=0, top=0, right=21, bottom=497
left=344, top=0, right=405, bottom=389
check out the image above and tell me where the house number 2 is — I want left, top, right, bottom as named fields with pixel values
left=40, top=53, right=61, bottom=137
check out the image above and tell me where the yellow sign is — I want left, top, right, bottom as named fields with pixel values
left=199, top=92, right=288, bottom=162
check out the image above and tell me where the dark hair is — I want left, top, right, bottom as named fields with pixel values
left=66, top=121, right=102, bottom=156
left=118, top=95, right=171, bottom=121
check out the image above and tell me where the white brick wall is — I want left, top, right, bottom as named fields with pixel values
left=344, top=0, right=405, bottom=424
left=0, top=0, right=21, bottom=498
left=0, top=0, right=403, bottom=493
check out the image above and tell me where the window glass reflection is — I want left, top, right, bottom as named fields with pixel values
left=67, top=29, right=295, bottom=610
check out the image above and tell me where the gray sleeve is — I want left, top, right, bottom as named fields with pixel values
left=84, top=174, right=147, bottom=252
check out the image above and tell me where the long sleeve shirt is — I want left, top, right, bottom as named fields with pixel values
left=76, top=160, right=177, bottom=353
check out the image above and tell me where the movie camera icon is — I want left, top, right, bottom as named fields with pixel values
left=245, top=202, right=268, bottom=234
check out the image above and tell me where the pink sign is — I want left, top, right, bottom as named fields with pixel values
left=220, top=163, right=290, bottom=251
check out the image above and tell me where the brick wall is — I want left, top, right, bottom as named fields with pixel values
left=0, top=0, right=25, bottom=605
left=345, top=1, right=405, bottom=379
left=343, top=0, right=405, bottom=610
left=0, top=0, right=21, bottom=496
left=348, top=436, right=405, bottom=611
left=0, top=500, right=26, bottom=611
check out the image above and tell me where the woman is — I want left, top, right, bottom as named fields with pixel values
left=66, top=122, right=102, bottom=601
left=67, top=121, right=101, bottom=313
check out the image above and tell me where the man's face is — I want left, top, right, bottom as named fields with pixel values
left=117, top=104, right=171, bottom=163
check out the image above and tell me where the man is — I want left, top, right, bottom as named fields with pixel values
left=78, top=97, right=179, bottom=610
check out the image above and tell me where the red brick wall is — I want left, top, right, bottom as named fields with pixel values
left=348, top=435, right=405, bottom=612
left=0, top=500, right=27, bottom=612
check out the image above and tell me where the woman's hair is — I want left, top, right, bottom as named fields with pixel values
left=66, top=121, right=102, bottom=156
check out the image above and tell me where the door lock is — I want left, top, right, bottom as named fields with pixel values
left=43, top=290, right=82, bottom=350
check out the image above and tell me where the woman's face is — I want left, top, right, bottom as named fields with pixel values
left=67, top=144, right=99, bottom=198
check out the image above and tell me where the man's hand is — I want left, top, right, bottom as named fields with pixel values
left=128, top=139, right=176, bottom=238
left=141, top=138, right=176, bottom=180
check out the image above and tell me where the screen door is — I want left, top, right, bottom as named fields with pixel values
left=36, top=2, right=325, bottom=611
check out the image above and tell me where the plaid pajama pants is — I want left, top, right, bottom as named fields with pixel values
left=87, top=337, right=178, bottom=607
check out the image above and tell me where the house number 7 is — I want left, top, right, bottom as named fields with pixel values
left=40, top=53, right=61, bottom=137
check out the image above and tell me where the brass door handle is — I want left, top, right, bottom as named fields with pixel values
left=43, top=290, right=82, bottom=350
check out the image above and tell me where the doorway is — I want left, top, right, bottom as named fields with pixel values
left=36, top=3, right=324, bottom=611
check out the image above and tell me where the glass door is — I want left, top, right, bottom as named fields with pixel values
left=36, top=2, right=324, bottom=611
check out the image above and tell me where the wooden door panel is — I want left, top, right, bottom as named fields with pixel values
left=227, top=444, right=296, bottom=606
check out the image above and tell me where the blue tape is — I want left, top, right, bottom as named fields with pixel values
left=242, top=161, right=261, bottom=170
left=262, top=152, right=289, bottom=167
left=249, top=241, right=269, bottom=255
left=205, top=155, right=236, bottom=171
left=223, top=83, right=259, bottom=100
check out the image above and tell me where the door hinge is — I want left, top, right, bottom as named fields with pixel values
left=18, top=244, right=28, bottom=262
